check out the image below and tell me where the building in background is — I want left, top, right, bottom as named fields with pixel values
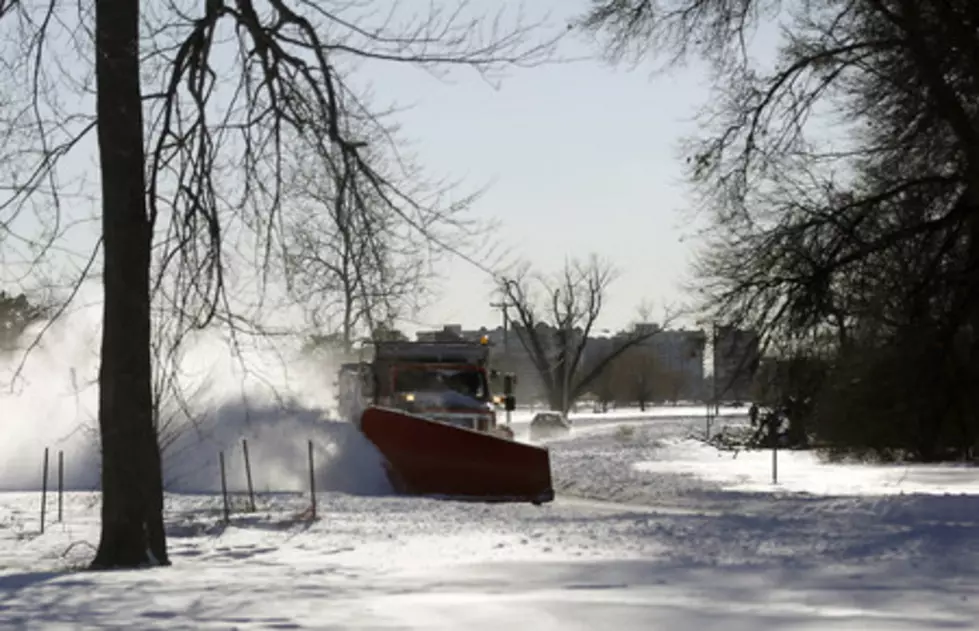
left=645, top=328, right=707, bottom=401
left=412, top=321, right=753, bottom=407
left=591, top=324, right=706, bottom=403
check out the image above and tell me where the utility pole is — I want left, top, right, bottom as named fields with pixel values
left=563, top=349, right=570, bottom=417
left=707, top=321, right=719, bottom=439
left=489, top=300, right=511, bottom=352
left=702, top=321, right=718, bottom=441
left=712, top=322, right=720, bottom=417
left=491, top=297, right=516, bottom=420
left=560, top=319, right=572, bottom=418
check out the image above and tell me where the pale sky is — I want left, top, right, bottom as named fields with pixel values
left=3, top=1, right=722, bottom=338
left=356, top=2, right=715, bottom=334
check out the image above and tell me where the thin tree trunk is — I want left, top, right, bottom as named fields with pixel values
left=90, top=0, right=170, bottom=570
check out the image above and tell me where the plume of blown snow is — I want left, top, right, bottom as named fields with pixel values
left=0, top=286, right=102, bottom=492
left=163, top=400, right=392, bottom=495
left=159, top=331, right=392, bottom=496
left=0, top=281, right=392, bottom=496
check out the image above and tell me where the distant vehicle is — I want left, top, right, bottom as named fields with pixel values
left=529, top=411, right=572, bottom=442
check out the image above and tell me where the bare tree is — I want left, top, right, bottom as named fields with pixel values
left=149, top=300, right=215, bottom=462
left=578, top=1, right=979, bottom=461
left=86, top=0, right=166, bottom=568
left=579, top=0, right=979, bottom=336
left=613, top=346, right=659, bottom=410
left=589, top=353, right=618, bottom=412
left=0, top=1, right=564, bottom=569
left=595, top=300, right=672, bottom=410
left=280, top=113, right=488, bottom=351
left=500, top=256, right=666, bottom=413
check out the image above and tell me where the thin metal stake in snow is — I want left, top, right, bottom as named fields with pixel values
left=307, top=439, right=316, bottom=520
left=772, top=443, right=778, bottom=485
left=40, top=447, right=49, bottom=534
left=219, top=451, right=230, bottom=523
left=242, top=439, right=256, bottom=512
left=57, top=450, right=64, bottom=523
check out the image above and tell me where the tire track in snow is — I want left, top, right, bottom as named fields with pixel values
left=552, top=494, right=724, bottom=517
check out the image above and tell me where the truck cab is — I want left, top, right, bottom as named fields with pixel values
left=338, top=338, right=514, bottom=439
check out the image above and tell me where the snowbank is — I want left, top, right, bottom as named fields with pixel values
left=547, top=414, right=979, bottom=505
left=634, top=438, right=979, bottom=496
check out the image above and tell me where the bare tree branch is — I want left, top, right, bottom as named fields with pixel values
left=499, top=255, right=672, bottom=412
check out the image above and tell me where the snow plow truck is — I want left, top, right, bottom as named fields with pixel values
left=335, top=337, right=555, bottom=505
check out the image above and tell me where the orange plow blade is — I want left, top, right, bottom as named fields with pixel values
left=360, top=406, right=555, bottom=504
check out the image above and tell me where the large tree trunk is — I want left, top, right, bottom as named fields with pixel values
left=90, top=0, right=170, bottom=570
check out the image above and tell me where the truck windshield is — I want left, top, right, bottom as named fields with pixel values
left=394, top=366, right=487, bottom=400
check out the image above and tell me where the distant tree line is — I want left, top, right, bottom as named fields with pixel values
left=590, top=346, right=691, bottom=411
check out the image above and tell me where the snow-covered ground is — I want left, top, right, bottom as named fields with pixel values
left=3, top=408, right=979, bottom=629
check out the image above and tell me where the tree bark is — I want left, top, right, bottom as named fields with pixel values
left=90, top=0, right=170, bottom=570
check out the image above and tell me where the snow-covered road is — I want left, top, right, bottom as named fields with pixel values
left=3, top=409, right=979, bottom=629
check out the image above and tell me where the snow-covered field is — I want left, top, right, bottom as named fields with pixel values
left=3, top=407, right=979, bottom=629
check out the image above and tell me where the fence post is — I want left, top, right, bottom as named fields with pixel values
left=307, top=439, right=316, bottom=520
left=57, top=450, right=64, bottom=523
left=219, top=451, right=230, bottom=523
left=772, top=442, right=779, bottom=484
left=40, top=448, right=49, bottom=534
left=705, top=400, right=714, bottom=442
left=242, top=439, right=256, bottom=513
